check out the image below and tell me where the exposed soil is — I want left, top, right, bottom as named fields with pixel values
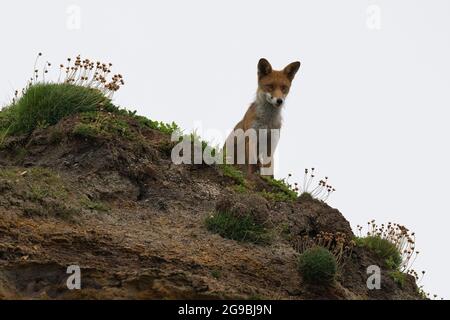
left=0, top=112, right=422, bottom=299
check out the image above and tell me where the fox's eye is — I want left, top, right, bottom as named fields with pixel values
left=281, top=86, right=289, bottom=93
left=265, top=85, right=274, bottom=91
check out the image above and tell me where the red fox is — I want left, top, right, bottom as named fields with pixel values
left=224, top=58, right=301, bottom=176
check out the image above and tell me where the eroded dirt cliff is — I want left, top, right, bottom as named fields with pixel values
left=0, top=112, right=421, bottom=299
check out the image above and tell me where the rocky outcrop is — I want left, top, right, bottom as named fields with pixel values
left=0, top=112, right=421, bottom=300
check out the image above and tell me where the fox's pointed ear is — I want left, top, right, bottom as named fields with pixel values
left=258, top=58, right=272, bottom=80
left=283, top=61, right=301, bottom=81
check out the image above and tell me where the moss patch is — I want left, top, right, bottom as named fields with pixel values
left=262, top=176, right=297, bottom=201
left=205, top=211, right=271, bottom=245
left=0, top=167, right=107, bottom=218
left=389, top=270, right=406, bottom=288
left=221, top=165, right=247, bottom=187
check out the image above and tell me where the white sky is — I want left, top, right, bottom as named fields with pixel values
left=1, top=0, right=449, bottom=299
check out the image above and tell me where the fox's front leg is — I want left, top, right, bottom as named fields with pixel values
left=246, top=137, right=258, bottom=175
left=259, top=131, right=275, bottom=177
left=260, top=159, right=274, bottom=178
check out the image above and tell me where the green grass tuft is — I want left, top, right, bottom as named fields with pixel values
left=298, top=192, right=314, bottom=202
left=260, top=190, right=294, bottom=202
left=389, top=270, right=406, bottom=288
left=298, top=246, right=337, bottom=286
left=355, top=236, right=402, bottom=270
left=262, top=176, right=297, bottom=201
left=205, top=211, right=271, bottom=245
left=210, top=269, right=221, bottom=279
left=81, top=197, right=110, bottom=212
left=221, top=165, right=246, bottom=187
left=72, top=123, right=99, bottom=139
left=134, top=115, right=180, bottom=136
left=0, top=80, right=183, bottom=146
left=1, top=83, right=115, bottom=136
left=72, top=112, right=134, bottom=140
left=232, top=184, right=248, bottom=194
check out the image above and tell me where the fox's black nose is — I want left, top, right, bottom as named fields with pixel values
left=276, top=99, right=283, bottom=105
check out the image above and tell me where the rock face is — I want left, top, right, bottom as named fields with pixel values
left=0, top=112, right=422, bottom=299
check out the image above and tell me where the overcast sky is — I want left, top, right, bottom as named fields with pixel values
left=1, top=0, right=449, bottom=298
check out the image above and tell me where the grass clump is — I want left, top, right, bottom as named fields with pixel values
left=295, top=232, right=355, bottom=269
left=134, top=115, right=180, bottom=136
left=298, top=192, right=314, bottom=202
left=81, top=197, right=110, bottom=212
left=187, top=130, right=220, bottom=162
left=280, top=168, right=335, bottom=202
left=210, top=269, right=221, bottom=279
left=205, top=211, right=271, bottom=245
left=1, top=53, right=125, bottom=140
left=25, top=167, right=69, bottom=201
left=1, top=83, right=114, bottom=136
left=260, top=190, right=294, bottom=202
left=0, top=54, right=188, bottom=148
left=261, top=176, right=297, bottom=202
left=298, top=246, right=337, bottom=286
left=232, top=184, right=247, bottom=194
left=72, top=112, right=134, bottom=140
left=389, top=270, right=406, bottom=288
left=356, top=221, right=420, bottom=274
left=355, top=236, right=402, bottom=270
left=221, top=164, right=247, bottom=187
left=72, top=123, right=99, bottom=139
left=357, top=221, right=436, bottom=298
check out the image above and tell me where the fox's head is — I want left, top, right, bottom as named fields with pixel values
left=257, top=58, right=301, bottom=107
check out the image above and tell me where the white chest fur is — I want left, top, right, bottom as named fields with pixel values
left=252, top=102, right=283, bottom=130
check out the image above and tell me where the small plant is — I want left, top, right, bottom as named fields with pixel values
left=262, top=176, right=297, bottom=201
left=299, top=168, right=336, bottom=201
left=232, top=184, right=247, bottom=194
left=0, top=53, right=126, bottom=138
left=72, top=112, right=135, bottom=140
left=210, top=269, right=221, bottom=279
left=356, top=221, right=419, bottom=274
left=260, top=189, right=294, bottom=202
left=416, top=283, right=442, bottom=300
left=267, top=169, right=336, bottom=203
left=355, top=220, right=440, bottom=299
left=297, top=192, right=314, bottom=202
left=389, top=270, right=406, bottom=288
left=81, top=197, right=110, bottom=212
left=294, top=231, right=355, bottom=268
left=221, top=164, right=247, bottom=187
left=355, top=236, right=402, bottom=270
left=3, top=83, right=115, bottom=136
left=205, top=211, right=271, bottom=245
left=135, top=115, right=180, bottom=136
left=186, top=129, right=220, bottom=162
left=38, top=53, right=125, bottom=98
left=298, top=246, right=337, bottom=286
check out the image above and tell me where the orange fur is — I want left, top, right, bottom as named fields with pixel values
left=225, top=58, right=301, bottom=176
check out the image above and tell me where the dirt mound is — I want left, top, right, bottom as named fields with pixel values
left=0, top=112, right=422, bottom=299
